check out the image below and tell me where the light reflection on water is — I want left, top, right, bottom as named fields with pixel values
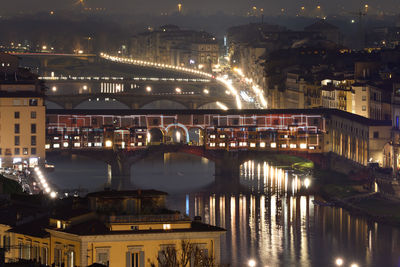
left=47, top=154, right=400, bottom=267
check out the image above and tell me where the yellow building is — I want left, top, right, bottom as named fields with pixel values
left=0, top=66, right=46, bottom=168
left=2, top=190, right=225, bottom=267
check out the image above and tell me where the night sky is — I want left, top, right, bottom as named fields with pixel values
left=2, top=0, right=400, bottom=16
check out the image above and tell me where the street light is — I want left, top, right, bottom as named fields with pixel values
left=203, top=88, right=209, bottom=94
left=52, top=86, right=57, bottom=92
left=146, top=86, right=152, bottom=92
left=175, top=87, right=182, bottom=93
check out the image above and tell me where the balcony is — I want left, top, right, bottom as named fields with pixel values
left=108, top=213, right=190, bottom=223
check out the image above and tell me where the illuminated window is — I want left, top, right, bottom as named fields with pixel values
left=230, top=143, right=236, bottom=147
left=281, top=144, right=287, bottom=148
left=239, top=142, right=247, bottom=147
left=289, top=144, right=297, bottom=148
left=300, top=143, right=307, bottom=149
left=260, top=142, right=266, bottom=148
left=309, top=146, right=315, bottom=150
left=250, top=143, right=256, bottom=148
left=210, top=134, right=216, bottom=139
left=219, top=134, right=225, bottom=138
left=219, top=143, right=225, bottom=147
left=270, top=142, right=277, bottom=148
left=53, top=144, right=60, bottom=148
left=163, top=224, right=171, bottom=230
left=209, top=143, right=216, bottom=147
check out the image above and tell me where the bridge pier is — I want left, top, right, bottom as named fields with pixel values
left=108, top=152, right=132, bottom=190
left=214, top=152, right=240, bottom=188
left=131, top=102, right=140, bottom=109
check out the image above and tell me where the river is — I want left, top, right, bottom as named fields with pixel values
left=46, top=153, right=400, bottom=267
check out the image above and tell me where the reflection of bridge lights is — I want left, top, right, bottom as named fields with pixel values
left=175, top=87, right=182, bottom=93
left=350, top=263, right=359, bottom=267
left=248, top=259, right=256, bottom=267
left=304, top=178, right=311, bottom=189
left=146, top=86, right=152, bottom=92
left=147, top=132, right=151, bottom=143
left=105, top=140, right=113, bottom=147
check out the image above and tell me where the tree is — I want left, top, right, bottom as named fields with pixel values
left=151, top=240, right=217, bottom=267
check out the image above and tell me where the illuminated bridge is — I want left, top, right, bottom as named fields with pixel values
left=45, top=109, right=391, bottom=188
left=43, top=76, right=233, bottom=109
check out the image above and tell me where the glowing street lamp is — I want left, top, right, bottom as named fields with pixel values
left=176, top=131, right=181, bottom=143
left=175, top=87, right=182, bottom=93
left=146, top=86, right=152, bottom=92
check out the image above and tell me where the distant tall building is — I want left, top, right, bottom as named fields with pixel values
left=0, top=53, right=45, bottom=168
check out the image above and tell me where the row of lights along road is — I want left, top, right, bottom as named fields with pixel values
left=100, top=53, right=243, bottom=110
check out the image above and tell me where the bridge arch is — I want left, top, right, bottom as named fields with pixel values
left=45, top=100, right=64, bottom=109
left=148, top=127, right=164, bottom=143
left=197, top=101, right=230, bottom=110
left=140, top=99, right=188, bottom=109
left=74, top=98, right=130, bottom=109
left=165, top=123, right=190, bottom=143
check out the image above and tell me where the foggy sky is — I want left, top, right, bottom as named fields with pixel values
left=2, top=0, right=400, bottom=16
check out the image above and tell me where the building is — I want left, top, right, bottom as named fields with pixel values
left=0, top=190, right=225, bottom=267
left=0, top=55, right=45, bottom=168
left=351, top=82, right=383, bottom=120
left=130, top=25, right=219, bottom=71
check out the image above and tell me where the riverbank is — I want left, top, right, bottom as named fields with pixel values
left=314, top=168, right=400, bottom=227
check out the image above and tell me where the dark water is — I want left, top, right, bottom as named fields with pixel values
left=46, top=153, right=400, bottom=267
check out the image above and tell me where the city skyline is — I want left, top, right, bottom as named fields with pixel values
left=2, top=0, right=400, bottom=16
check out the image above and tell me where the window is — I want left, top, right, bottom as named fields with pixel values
left=373, top=131, right=379, bottom=138
left=31, top=124, right=36, bottom=134
left=362, top=87, right=366, bottom=91
left=31, top=148, right=36, bottom=155
left=129, top=251, right=144, bottom=267
left=362, top=95, right=366, bottom=101
left=41, top=247, right=48, bottom=265
left=67, top=251, right=75, bottom=267
left=14, top=112, right=20, bottom=119
left=14, top=124, right=20, bottom=134
left=14, top=136, right=20, bottom=146
left=13, top=99, right=21, bottom=106
left=362, top=106, right=366, bottom=111
left=31, top=111, right=36, bottom=119
left=14, top=148, right=20, bottom=155
left=54, top=248, right=62, bottom=267
left=23, top=148, right=28, bottom=155
left=29, top=99, right=38, bottom=106
left=31, top=136, right=36, bottom=146
left=97, top=252, right=109, bottom=266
